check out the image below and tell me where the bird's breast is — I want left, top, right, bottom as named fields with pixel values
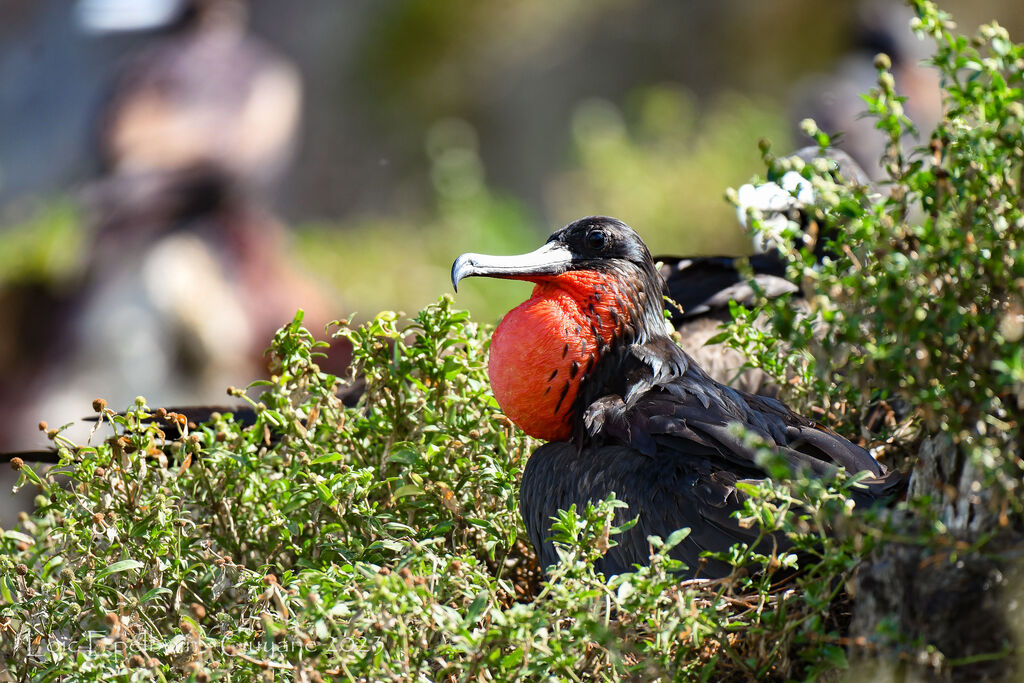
left=488, top=271, right=630, bottom=441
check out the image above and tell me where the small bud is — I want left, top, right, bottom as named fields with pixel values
left=873, top=53, right=891, bottom=70
left=92, top=398, right=107, bottom=413
left=878, top=72, right=895, bottom=91
left=9, top=457, right=23, bottom=471
left=60, top=568, right=74, bottom=582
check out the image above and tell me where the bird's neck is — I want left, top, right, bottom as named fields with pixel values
left=487, top=270, right=637, bottom=441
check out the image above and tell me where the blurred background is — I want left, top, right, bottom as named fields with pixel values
left=0, top=0, right=1021, bottom=467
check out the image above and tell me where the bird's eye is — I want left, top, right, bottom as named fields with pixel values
left=585, top=230, right=607, bottom=251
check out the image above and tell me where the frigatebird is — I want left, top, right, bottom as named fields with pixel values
left=452, top=216, right=902, bottom=577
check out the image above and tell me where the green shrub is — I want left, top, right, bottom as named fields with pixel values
left=3, top=1, right=1023, bottom=680
left=1, top=299, right=880, bottom=681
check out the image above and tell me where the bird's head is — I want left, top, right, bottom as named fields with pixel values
left=452, top=216, right=667, bottom=340
left=451, top=217, right=669, bottom=441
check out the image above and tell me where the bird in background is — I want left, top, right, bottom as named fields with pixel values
left=657, top=147, right=871, bottom=396
left=0, top=0, right=339, bottom=452
left=452, top=216, right=903, bottom=577
left=789, top=0, right=942, bottom=180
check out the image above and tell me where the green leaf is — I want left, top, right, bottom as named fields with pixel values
left=392, top=484, right=423, bottom=499
left=95, top=560, right=144, bottom=580
left=822, top=644, right=849, bottom=669
left=310, top=453, right=345, bottom=465
left=499, top=649, right=524, bottom=669
left=42, top=555, right=64, bottom=579
left=3, top=530, right=34, bottom=546
left=140, top=587, right=172, bottom=603
left=464, top=591, right=488, bottom=624
left=664, top=527, right=691, bottom=550
left=17, top=463, right=43, bottom=486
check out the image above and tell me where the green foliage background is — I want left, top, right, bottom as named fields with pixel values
left=2, top=1, right=1024, bottom=680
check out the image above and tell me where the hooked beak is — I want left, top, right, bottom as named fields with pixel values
left=451, top=241, right=574, bottom=292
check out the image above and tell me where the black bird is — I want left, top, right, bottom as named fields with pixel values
left=452, top=216, right=902, bottom=577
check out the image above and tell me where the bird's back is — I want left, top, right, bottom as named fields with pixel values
left=521, top=343, right=903, bottom=577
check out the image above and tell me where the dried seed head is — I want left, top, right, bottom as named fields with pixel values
left=105, top=612, right=120, bottom=627
left=92, top=512, right=106, bottom=525
left=38, top=421, right=48, bottom=432
left=263, top=573, right=278, bottom=586
left=9, top=457, right=24, bottom=471
left=15, top=563, right=28, bottom=576
left=92, top=398, right=107, bottom=413
left=190, top=602, right=207, bottom=620
left=127, top=654, right=146, bottom=668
